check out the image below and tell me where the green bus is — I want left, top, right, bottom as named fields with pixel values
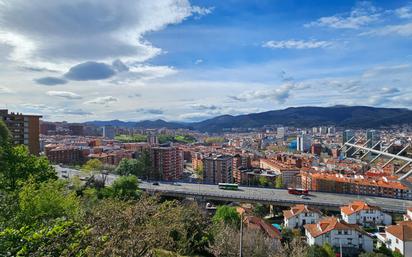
left=218, top=183, right=239, bottom=190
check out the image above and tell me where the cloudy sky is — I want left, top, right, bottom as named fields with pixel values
left=0, top=0, right=411, bottom=122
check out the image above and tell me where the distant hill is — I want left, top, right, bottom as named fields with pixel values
left=84, top=106, right=412, bottom=132
left=191, top=106, right=412, bottom=132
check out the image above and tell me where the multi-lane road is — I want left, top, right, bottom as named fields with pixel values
left=55, top=166, right=412, bottom=214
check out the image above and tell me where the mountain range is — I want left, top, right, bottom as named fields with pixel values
left=85, top=106, right=412, bottom=132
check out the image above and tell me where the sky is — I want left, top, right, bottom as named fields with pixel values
left=0, top=0, right=411, bottom=122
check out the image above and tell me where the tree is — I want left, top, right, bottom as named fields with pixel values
left=0, top=145, right=57, bottom=191
left=306, top=245, right=329, bottom=257
left=115, top=158, right=138, bottom=176
left=0, top=219, right=90, bottom=256
left=82, top=159, right=109, bottom=188
left=275, top=175, right=283, bottom=189
left=85, top=196, right=210, bottom=256
left=209, top=224, right=279, bottom=257
left=111, top=175, right=140, bottom=200
left=18, top=179, right=82, bottom=225
left=82, top=159, right=103, bottom=172
left=322, top=243, right=335, bottom=257
left=281, top=228, right=294, bottom=244
left=259, top=176, right=269, bottom=187
left=0, top=119, right=11, bottom=148
left=253, top=204, right=268, bottom=218
left=212, top=206, right=240, bottom=227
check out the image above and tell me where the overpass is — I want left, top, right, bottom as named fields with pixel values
left=139, top=182, right=412, bottom=214
left=55, top=166, right=411, bottom=214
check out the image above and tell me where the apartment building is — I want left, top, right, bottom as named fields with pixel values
left=0, top=109, right=41, bottom=155
left=150, top=146, right=183, bottom=181
left=260, top=159, right=300, bottom=187
left=377, top=221, right=412, bottom=257
left=341, top=200, right=392, bottom=227
left=283, top=204, right=322, bottom=229
left=302, top=172, right=412, bottom=200
left=203, top=155, right=233, bottom=184
left=304, top=217, right=373, bottom=253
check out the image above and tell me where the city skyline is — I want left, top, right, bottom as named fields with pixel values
left=1, top=0, right=412, bottom=122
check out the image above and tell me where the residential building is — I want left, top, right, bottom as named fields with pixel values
left=40, top=122, right=56, bottom=135
left=297, top=133, right=312, bottom=153
left=147, top=134, right=159, bottom=146
left=203, top=155, right=233, bottom=184
left=366, top=129, right=380, bottom=150
left=303, top=172, right=412, bottom=200
left=0, top=109, right=41, bottom=155
left=404, top=208, right=412, bottom=221
left=150, top=146, right=183, bottom=181
left=283, top=204, right=322, bottom=229
left=343, top=130, right=355, bottom=157
left=260, top=159, right=300, bottom=187
left=377, top=221, right=412, bottom=257
left=69, top=124, right=84, bottom=136
left=341, top=200, right=392, bottom=226
left=103, top=125, right=116, bottom=139
left=304, top=217, right=373, bottom=253
left=276, top=127, right=286, bottom=140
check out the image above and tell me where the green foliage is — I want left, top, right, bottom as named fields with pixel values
left=115, top=158, right=139, bottom=176
left=0, top=145, right=57, bottom=191
left=111, top=175, right=141, bottom=200
left=115, top=134, right=147, bottom=142
left=18, top=179, right=82, bottom=225
left=306, top=244, right=329, bottom=257
left=204, top=137, right=225, bottom=144
left=0, top=119, right=11, bottom=148
left=275, top=175, right=283, bottom=189
left=259, top=176, right=269, bottom=186
left=281, top=228, right=294, bottom=244
left=85, top=197, right=210, bottom=256
left=253, top=204, right=268, bottom=218
left=115, top=154, right=151, bottom=179
left=322, top=243, right=335, bottom=257
left=212, top=206, right=240, bottom=227
left=0, top=219, right=90, bottom=256
left=82, top=159, right=103, bottom=172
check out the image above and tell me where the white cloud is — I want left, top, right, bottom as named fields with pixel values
left=361, top=22, right=412, bottom=36
left=46, top=90, right=82, bottom=99
left=263, top=40, right=332, bottom=49
left=305, top=2, right=380, bottom=29
left=0, top=0, right=211, bottom=71
left=230, top=83, right=304, bottom=104
left=396, top=6, right=412, bottom=19
left=0, top=86, right=13, bottom=94
left=85, top=96, right=118, bottom=105
left=195, top=59, right=204, bottom=64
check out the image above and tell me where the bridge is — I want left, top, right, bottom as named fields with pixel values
left=139, top=182, right=412, bottom=214
left=55, top=166, right=411, bottom=214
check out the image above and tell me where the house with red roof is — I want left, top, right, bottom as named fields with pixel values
left=304, top=217, right=373, bottom=253
left=377, top=221, right=412, bottom=257
left=283, top=204, right=322, bottom=229
left=341, top=200, right=392, bottom=226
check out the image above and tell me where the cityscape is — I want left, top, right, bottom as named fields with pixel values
left=1, top=1, right=412, bottom=257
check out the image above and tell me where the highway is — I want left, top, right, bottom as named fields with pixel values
left=55, top=166, right=412, bottom=214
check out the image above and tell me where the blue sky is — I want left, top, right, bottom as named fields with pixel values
left=0, top=0, right=411, bottom=122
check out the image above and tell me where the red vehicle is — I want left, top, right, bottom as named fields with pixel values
left=288, top=188, right=309, bottom=195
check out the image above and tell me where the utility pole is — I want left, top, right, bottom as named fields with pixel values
left=239, top=213, right=243, bottom=257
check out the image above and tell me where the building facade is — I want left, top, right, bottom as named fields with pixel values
left=283, top=204, right=322, bottom=229
left=0, top=109, right=41, bottom=155
left=150, top=146, right=183, bottom=181
left=203, top=155, right=233, bottom=184
left=305, top=217, right=373, bottom=253
left=341, top=200, right=392, bottom=227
